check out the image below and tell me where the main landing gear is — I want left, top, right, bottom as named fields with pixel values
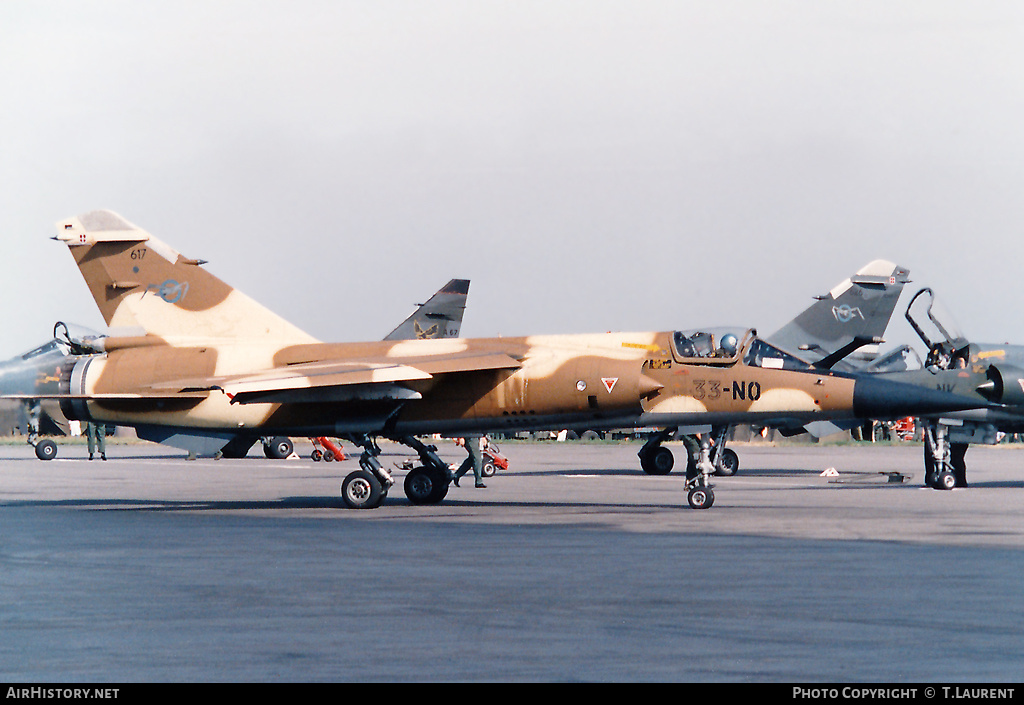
left=34, top=438, right=58, bottom=461
left=338, top=435, right=454, bottom=509
left=638, top=429, right=681, bottom=475
left=262, top=436, right=294, bottom=459
left=398, top=436, right=453, bottom=506
left=340, top=435, right=394, bottom=509
left=638, top=429, right=739, bottom=479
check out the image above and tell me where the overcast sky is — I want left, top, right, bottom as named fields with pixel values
left=2, top=1, right=1023, bottom=360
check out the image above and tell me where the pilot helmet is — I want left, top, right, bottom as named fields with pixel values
left=674, top=332, right=697, bottom=357
left=719, top=333, right=738, bottom=356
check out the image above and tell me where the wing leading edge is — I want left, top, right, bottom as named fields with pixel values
left=131, top=350, right=524, bottom=404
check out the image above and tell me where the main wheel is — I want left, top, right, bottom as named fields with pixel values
left=935, top=471, right=956, bottom=491
left=342, top=469, right=385, bottom=509
left=264, top=436, right=294, bottom=459
left=640, top=446, right=674, bottom=475
left=687, top=486, right=715, bottom=509
left=35, top=439, right=57, bottom=461
left=715, top=448, right=739, bottom=476
left=404, top=466, right=450, bottom=505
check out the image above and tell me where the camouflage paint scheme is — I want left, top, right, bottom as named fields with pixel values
left=0, top=280, right=468, bottom=460
left=38, top=211, right=994, bottom=507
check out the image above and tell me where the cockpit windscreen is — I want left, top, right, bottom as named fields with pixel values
left=742, top=338, right=813, bottom=370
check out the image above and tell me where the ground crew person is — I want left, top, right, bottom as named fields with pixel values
left=87, top=421, right=107, bottom=461
left=452, top=435, right=486, bottom=488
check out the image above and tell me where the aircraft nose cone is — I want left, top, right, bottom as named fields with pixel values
left=852, top=375, right=985, bottom=419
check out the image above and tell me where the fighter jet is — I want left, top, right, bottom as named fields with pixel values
left=1, top=274, right=470, bottom=460
left=895, top=287, right=1024, bottom=490
left=636, top=259, right=913, bottom=477
left=31, top=210, right=992, bottom=510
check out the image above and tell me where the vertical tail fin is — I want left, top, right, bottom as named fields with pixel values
left=383, top=279, right=470, bottom=340
left=54, top=210, right=318, bottom=343
left=766, top=260, right=910, bottom=368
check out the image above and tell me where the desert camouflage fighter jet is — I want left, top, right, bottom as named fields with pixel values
left=32, top=210, right=994, bottom=509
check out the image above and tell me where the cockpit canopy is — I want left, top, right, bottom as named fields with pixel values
left=671, top=327, right=814, bottom=370
left=671, top=327, right=749, bottom=361
left=743, top=337, right=815, bottom=371
left=20, top=338, right=68, bottom=361
left=905, top=288, right=970, bottom=369
left=905, top=288, right=968, bottom=350
left=53, top=321, right=107, bottom=355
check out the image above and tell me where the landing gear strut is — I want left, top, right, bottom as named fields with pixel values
left=398, top=436, right=452, bottom=505
left=922, top=421, right=958, bottom=490
left=685, top=426, right=729, bottom=509
left=337, top=434, right=453, bottom=508
left=639, top=426, right=733, bottom=508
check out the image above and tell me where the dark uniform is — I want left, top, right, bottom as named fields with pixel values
left=87, top=422, right=106, bottom=460
left=453, top=435, right=486, bottom=488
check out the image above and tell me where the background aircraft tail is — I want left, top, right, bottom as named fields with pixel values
left=384, top=279, right=470, bottom=341
left=54, top=210, right=318, bottom=343
left=765, top=260, right=910, bottom=370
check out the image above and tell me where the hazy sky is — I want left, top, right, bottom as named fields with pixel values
left=2, top=1, right=1023, bottom=360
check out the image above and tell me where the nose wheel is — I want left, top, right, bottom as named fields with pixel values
left=686, top=483, right=714, bottom=509
left=682, top=426, right=728, bottom=509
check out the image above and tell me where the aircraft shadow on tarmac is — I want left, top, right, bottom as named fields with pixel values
left=1, top=494, right=685, bottom=512
left=2, top=497, right=349, bottom=511
left=504, top=467, right=636, bottom=478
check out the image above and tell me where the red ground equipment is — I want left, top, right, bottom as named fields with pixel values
left=891, top=417, right=916, bottom=442
left=481, top=442, right=509, bottom=477
left=310, top=437, right=346, bottom=462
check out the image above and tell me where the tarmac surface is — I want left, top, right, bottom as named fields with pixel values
left=2, top=437, right=1023, bottom=683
